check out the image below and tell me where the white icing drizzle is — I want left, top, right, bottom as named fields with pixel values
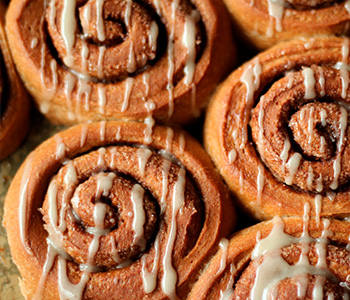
left=166, top=127, right=174, bottom=152
left=80, top=124, right=88, bottom=147
left=320, top=109, right=327, bottom=127
left=182, top=11, right=198, bottom=86
left=315, top=194, right=322, bottom=226
left=97, top=147, right=107, bottom=171
left=308, top=105, right=315, bottom=145
left=97, top=46, right=106, bottom=78
left=346, top=0, right=350, bottom=14
left=161, top=167, right=186, bottom=299
left=228, top=149, right=237, bottom=164
left=81, top=42, right=89, bottom=74
left=122, top=77, right=135, bottom=112
left=40, top=44, right=46, bottom=86
left=257, top=163, right=265, bottom=204
left=217, top=238, right=229, bottom=275
left=125, top=0, right=133, bottom=28
left=286, top=72, right=294, bottom=89
left=144, top=101, right=156, bottom=144
left=153, top=0, right=161, bottom=15
left=179, top=133, right=185, bottom=154
left=280, top=137, right=291, bottom=171
left=50, top=59, right=58, bottom=93
left=137, top=148, right=152, bottom=177
left=31, top=37, right=39, bottom=49
left=240, top=58, right=261, bottom=148
left=77, top=79, right=92, bottom=112
left=55, top=135, right=67, bottom=161
left=127, top=42, right=137, bottom=74
left=307, top=166, right=314, bottom=190
left=285, top=152, right=302, bottom=185
left=19, top=157, right=34, bottom=255
left=303, top=67, right=316, bottom=100
left=98, top=85, right=107, bottom=114
left=149, top=21, right=159, bottom=53
left=141, top=235, right=161, bottom=293
left=250, top=216, right=337, bottom=300
left=64, top=73, right=77, bottom=120
left=100, top=121, right=106, bottom=141
left=319, top=68, right=326, bottom=97
left=96, top=0, right=106, bottom=42
left=330, top=106, right=348, bottom=190
left=115, top=127, right=121, bottom=141
left=219, top=264, right=236, bottom=300
left=166, top=0, right=180, bottom=119
left=49, top=0, right=57, bottom=29
left=266, top=0, right=285, bottom=34
left=131, top=184, right=146, bottom=250
left=61, top=0, right=77, bottom=67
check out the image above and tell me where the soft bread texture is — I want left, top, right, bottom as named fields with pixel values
left=4, top=120, right=235, bottom=300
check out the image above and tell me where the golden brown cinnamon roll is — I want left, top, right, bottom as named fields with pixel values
left=6, top=0, right=235, bottom=125
left=0, top=0, right=30, bottom=160
left=205, top=36, right=350, bottom=220
left=3, top=120, right=235, bottom=299
left=223, top=0, right=350, bottom=49
left=189, top=213, right=350, bottom=299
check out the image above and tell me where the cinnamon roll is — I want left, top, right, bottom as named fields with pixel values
left=3, top=120, right=235, bottom=299
left=0, top=0, right=30, bottom=160
left=205, top=36, right=350, bottom=220
left=189, top=211, right=350, bottom=299
left=223, top=0, right=350, bottom=49
left=6, top=0, right=235, bottom=125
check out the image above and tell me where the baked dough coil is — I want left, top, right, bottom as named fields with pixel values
left=189, top=215, right=350, bottom=299
left=0, top=0, right=30, bottom=160
left=223, top=0, right=350, bottom=49
left=6, top=0, right=235, bottom=125
left=205, top=36, right=350, bottom=220
left=3, top=120, right=235, bottom=300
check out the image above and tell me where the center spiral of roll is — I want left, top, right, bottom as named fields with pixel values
left=46, top=0, right=161, bottom=80
left=250, top=66, right=350, bottom=193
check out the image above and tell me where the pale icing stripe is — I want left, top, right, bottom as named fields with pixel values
left=97, top=46, right=106, bottom=78
left=127, top=42, right=137, bottom=73
left=315, top=194, right=322, bottom=226
left=141, top=235, right=161, bottom=293
left=217, top=238, right=229, bottom=275
left=50, top=60, right=58, bottom=93
left=64, top=73, right=77, bottom=120
left=179, top=133, right=185, bottom=154
left=149, top=21, right=159, bottom=53
left=228, top=149, right=237, bottom=164
left=95, top=172, right=116, bottom=199
left=308, top=106, right=315, bottom=145
left=280, top=137, right=291, bottom=171
left=98, top=85, right=107, bottom=114
left=330, top=106, right=348, bottom=190
left=266, top=0, right=285, bottom=34
left=100, top=121, right=106, bottom=141
left=346, top=0, right=350, bottom=13
left=77, top=79, right=92, bottom=112
left=303, top=67, right=316, bottom=100
left=122, top=78, right=135, bottom=112
left=219, top=264, right=236, bottom=300
left=96, top=0, right=106, bottom=42
left=319, top=68, right=325, bottom=97
left=131, top=184, right=146, bottom=250
left=167, top=0, right=180, bottom=119
left=31, top=37, right=39, bottom=49
left=81, top=42, right=89, bottom=74
left=137, top=148, right=152, bottom=177
left=125, top=0, right=133, bottom=28
left=166, top=127, right=174, bottom=152
left=307, top=166, right=314, bottom=190
left=144, top=101, right=156, bottom=144
left=49, top=0, right=57, bottom=28
left=316, top=175, right=323, bottom=193
left=19, top=156, right=34, bottom=255
left=250, top=216, right=337, bottom=300
left=80, top=124, right=88, bottom=147
left=182, top=11, right=198, bottom=86
left=161, top=167, right=186, bottom=299
left=61, top=0, right=77, bottom=67
left=55, top=135, right=66, bottom=161
left=97, top=148, right=107, bottom=171
left=285, top=152, right=302, bottom=185
left=240, top=58, right=261, bottom=148
left=161, top=159, right=171, bottom=213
